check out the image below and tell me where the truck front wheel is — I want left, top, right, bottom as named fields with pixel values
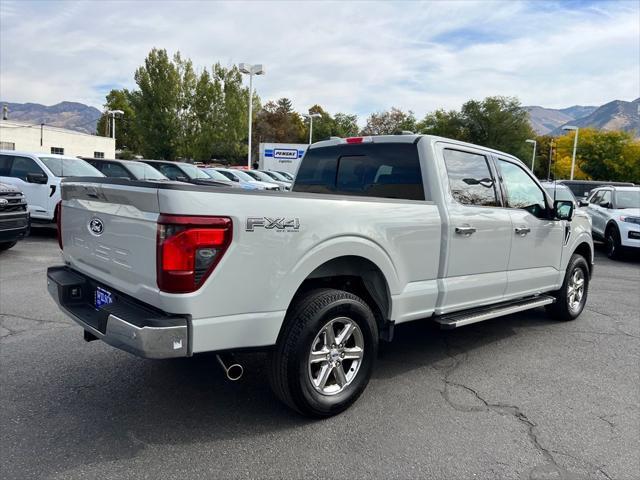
left=268, top=288, right=378, bottom=417
left=546, top=254, right=589, bottom=321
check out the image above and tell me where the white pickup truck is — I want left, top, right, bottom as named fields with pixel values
left=47, top=135, right=594, bottom=416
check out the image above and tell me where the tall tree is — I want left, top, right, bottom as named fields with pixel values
left=332, top=113, right=359, bottom=138
left=252, top=97, right=305, bottom=147
left=131, top=48, right=182, bottom=160
left=416, top=109, right=466, bottom=140
left=361, top=107, right=416, bottom=135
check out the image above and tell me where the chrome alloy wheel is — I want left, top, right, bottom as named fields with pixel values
left=567, top=267, right=586, bottom=313
left=308, top=317, right=364, bottom=395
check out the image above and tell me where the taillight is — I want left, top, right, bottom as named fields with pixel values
left=157, top=214, right=232, bottom=293
left=55, top=201, right=63, bottom=250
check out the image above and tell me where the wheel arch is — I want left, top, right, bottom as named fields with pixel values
left=573, top=241, right=593, bottom=277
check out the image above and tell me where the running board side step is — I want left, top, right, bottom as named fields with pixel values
left=435, top=295, right=555, bottom=329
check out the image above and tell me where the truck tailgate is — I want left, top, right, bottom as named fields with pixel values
left=60, top=181, right=161, bottom=306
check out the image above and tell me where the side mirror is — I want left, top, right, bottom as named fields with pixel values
left=579, top=200, right=589, bottom=207
left=599, top=201, right=611, bottom=209
left=27, top=172, right=48, bottom=184
left=554, top=200, right=574, bottom=221
left=232, top=177, right=240, bottom=182
left=175, top=175, right=189, bottom=182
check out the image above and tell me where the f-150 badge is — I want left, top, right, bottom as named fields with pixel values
left=246, top=217, right=300, bottom=232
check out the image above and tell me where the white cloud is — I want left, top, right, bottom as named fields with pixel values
left=1, top=0, right=638, bottom=120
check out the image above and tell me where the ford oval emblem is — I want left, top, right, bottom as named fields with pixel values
left=88, top=217, right=104, bottom=236
left=0, top=198, right=8, bottom=208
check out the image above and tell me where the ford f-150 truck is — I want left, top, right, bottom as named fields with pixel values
left=47, top=135, right=593, bottom=417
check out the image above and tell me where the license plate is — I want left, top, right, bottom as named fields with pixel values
left=95, top=286, right=113, bottom=309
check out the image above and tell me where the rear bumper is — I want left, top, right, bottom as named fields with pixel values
left=47, top=266, right=190, bottom=359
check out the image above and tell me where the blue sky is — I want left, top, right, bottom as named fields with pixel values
left=1, top=0, right=638, bottom=120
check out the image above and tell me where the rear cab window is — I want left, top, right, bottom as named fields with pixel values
left=293, top=142, right=425, bottom=201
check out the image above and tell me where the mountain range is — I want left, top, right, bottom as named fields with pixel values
left=0, top=101, right=102, bottom=134
left=524, top=98, right=639, bottom=137
left=2, top=98, right=638, bottom=138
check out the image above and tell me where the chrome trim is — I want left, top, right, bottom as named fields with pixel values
left=436, top=296, right=555, bottom=329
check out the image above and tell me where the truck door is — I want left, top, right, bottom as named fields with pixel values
left=496, top=158, right=564, bottom=297
left=0, top=154, right=52, bottom=220
left=437, top=147, right=512, bottom=313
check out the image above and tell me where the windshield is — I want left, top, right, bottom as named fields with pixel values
left=179, top=163, right=211, bottom=179
left=544, top=185, right=576, bottom=203
left=39, top=156, right=103, bottom=177
left=615, top=190, right=640, bottom=209
left=278, top=171, right=294, bottom=181
left=126, top=162, right=168, bottom=180
left=229, top=170, right=255, bottom=182
left=246, top=171, right=268, bottom=181
left=203, top=169, right=230, bottom=181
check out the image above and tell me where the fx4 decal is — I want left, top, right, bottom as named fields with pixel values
left=246, top=217, right=300, bottom=232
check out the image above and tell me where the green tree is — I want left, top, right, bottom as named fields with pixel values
left=131, top=48, right=182, bottom=160
left=253, top=97, right=305, bottom=148
left=460, top=96, right=535, bottom=159
left=361, top=107, right=416, bottom=135
left=332, top=113, right=359, bottom=138
left=416, top=109, right=466, bottom=140
left=95, top=89, right=139, bottom=154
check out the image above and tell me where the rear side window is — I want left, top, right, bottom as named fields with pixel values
left=0, top=154, right=12, bottom=176
left=99, top=162, right=132, bottom=179
left=294, top=143, right=425, bottom=201
left=443, top=149, right=498, bottom=206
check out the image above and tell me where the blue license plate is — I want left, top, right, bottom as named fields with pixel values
left=95, top=286, right=113, bottom=309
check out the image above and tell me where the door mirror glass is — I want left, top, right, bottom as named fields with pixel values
left=26, top=172, right=48, bottom=184
left=175, top=175, right=189, bottom=182
left=599, top=201, right=611, bottom=209
left=578, top=200, right=589, bottom=207
left=554, top=200, right=574, bottom=220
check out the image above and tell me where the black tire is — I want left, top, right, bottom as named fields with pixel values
left=605, top=225, right=621, bottom=260
left=546, top=254, right=589, bottom=321
left=268, top=288, right=378, bottom=417
left=0, top=241, right=17, bottom=251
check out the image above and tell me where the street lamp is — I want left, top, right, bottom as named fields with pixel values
left=525, top=139, right=537, bottom=172
left=239, top=63, right=265, bottom=168
left=562, top=125, right=579, bottom=180
left=302, top=113, right=321, bottom=144
left=106, top=109, right=124, bottom=144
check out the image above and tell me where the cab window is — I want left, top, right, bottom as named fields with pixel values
left=443, top=149, right=498, bottom=206
left=498, top=159, right=547, bottom=218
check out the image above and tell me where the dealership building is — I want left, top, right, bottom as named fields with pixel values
left=0, top=120, right=115, bottom=159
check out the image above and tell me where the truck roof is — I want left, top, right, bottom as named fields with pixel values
left=310, top=134, right=522, bottom=164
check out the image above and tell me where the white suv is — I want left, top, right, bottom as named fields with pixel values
left=0, top=151, right=103, bottom=223
left=583, top=185, right=640, bottom=258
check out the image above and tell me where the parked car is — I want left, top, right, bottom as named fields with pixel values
left=258, top=170, right=294, bottom=188
left=275, top=170, right=295, bottom=182
left=0, top=151, right=103, bottom=224
left=541, top=181, right=579, bottom=207
left=0, top=182, right=29, bottom=251
left=215, top=168, right=280, bottom=190
left=83, top=158, right=169, bottom=181
left=245, top=170, right=291, bottom=190
left=201, top=168, right=260, bottom=190
left=48, top=134, right=593, bottom=417
left=582, top=185, right=640, bottom=258
left=557, top=180, right=635, bottom=200
left=139, top=159, right=234, bottom=187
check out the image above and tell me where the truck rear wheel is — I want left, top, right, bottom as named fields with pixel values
left=268, top=288, right=378, bottom=417
left=546, top=254, right=589, bottom=321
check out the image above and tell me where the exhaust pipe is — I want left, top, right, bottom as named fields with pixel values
left=216, top=354, right=244, bottom=381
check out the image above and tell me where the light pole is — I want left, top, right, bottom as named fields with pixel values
left=562, top=125, right=579, bottom=180
left=302, top=113, right=321, bottom=144
left=239, top=63, right=265, bottom=168
left=547, top=139, right=554, bottom=181
left=107, top=109, right=124, bottom=145
left=525, top=139, right=537, bottom=172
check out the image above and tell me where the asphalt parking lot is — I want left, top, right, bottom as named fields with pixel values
left=1, top=232, right=638, bottom=480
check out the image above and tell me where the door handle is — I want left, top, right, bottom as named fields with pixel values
left=455, top=226, right=477, bottom=236
left=515, top=227, right=531, bottom=236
